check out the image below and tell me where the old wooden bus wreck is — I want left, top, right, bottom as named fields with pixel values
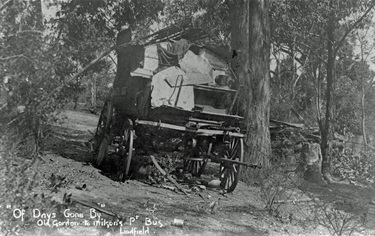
left=93, top=22, right=253, bottom=193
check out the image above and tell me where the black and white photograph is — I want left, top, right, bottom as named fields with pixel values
left=1, top=0, right=375, bottom=235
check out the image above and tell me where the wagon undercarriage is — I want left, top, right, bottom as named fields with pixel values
left=92, top=23, right=259, bottom=193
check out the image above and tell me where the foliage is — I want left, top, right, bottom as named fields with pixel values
left=254, top=166, right=294, bottom=213
left=162, top=0, right=230, bottom=44
left=270, top=0, right=375, bottom=133
left=0, top=0, right=71, bottom=155
left=311, top=200, right=367, bottom=236
left=0, top=0, right=166, bottom=154
left=91, top=70, right=114, bottom=109
left=0, top=137, right=62, bottom=236
left=332, top=148, right=375, bottom=185
left=51, top=0, right=164, bottom=68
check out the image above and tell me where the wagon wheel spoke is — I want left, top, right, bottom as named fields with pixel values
left=229, top=138, right=240, bottom=159
left=119, top=119, right=134, bottom=182
left=94, top=100, right=114, bottom=167
left=220, top=137, right=243, bottom=193
left=184, top=140, right=208, bottom=177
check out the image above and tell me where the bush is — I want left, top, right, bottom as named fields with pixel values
left=332, top=148, right=375, bottom=185
left=0, top=137, right=60, bottom=235
left=310, top=200, right=367, bottom=236
left=254, top=166, right=295, bottom=213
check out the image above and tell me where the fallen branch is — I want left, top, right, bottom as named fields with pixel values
left=290, top=107, right=310, bottom=128
left=64, top=193, right=117, bottom=217
left=270, top=119, right=305, bottom=129
left=274, top=198, right=313, bottom=204
left=0, top=54, right=23, bottom=61
left=149, top=155, right=188, bottom=195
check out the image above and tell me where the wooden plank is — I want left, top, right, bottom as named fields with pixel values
left=220, top=158, right=260, bottom=168
left=269, top=119, right=305, bottom=128
left=194, top=84, right=237, bottom=93
left=149, top=155, right=188, bottom=195
left=188, top=117, right=224, bottom=125
left=197, top=110, right=243, bottom=119
left=135, top=119, right=244, bottom=137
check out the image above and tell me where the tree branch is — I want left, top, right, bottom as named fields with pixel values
left=18, top=30, right=44, bottom=34
left=41, top=44, right=116, bottom=104
left=293, top=49, right=311, bottom=88
left=0, top=0, right=12, bottom=12
left=0, top=54, right=32, bottom=62
left=278, top=46, right=304, bottom=65
left=295, top=41, right=327, bottom=64
left=108, top=54, right=117, bottom=66
left=335, top=4, right=375, bottom=54
left=0, top=55, right=22, bottom=61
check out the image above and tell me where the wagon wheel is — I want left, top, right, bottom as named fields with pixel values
left=184, top=138, right=211, bottom=177
left=220, top=137, right=244, bottom=193
left=119, top=119, right=134, bottom=182
left=184, top=158, right=208, bottom=177
left=94, top=99, right=114, bottom=167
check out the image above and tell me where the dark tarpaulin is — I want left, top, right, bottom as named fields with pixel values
left=157, top=43, right=179, bottom=68
left=170, top=39, right=191, bottom=59
left=157, top=39, right=191, bottom=68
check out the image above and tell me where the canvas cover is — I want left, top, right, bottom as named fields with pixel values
left=150, top=66, right=194, bottom=110
left=126, top=38, right=232, bottom=111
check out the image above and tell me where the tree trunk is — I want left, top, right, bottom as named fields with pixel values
left=299, top=143, right=326, bottom=185
left=321, top=15, right=335, bottom=182
left=361, top=74, right=367, bottom=148
left=91, top=76, right=97, bottom=108
left=32, top=0, right=44, bottom=30
left=230, top=0, right=271, bottom=170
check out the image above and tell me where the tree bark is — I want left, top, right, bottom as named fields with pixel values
left=91, top=76, right=97, bottom=108
left=299, top=143, right=326, bottom=185
left=230, top=0, right=271, bottom=169
left=321, top=14, right=335, bottom=181
left=320, top=2, right=375, bottom=182
left=361, top=74, right=367, bottom=148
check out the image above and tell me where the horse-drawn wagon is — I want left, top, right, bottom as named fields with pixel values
left=93, top=23, right=251, bottom=193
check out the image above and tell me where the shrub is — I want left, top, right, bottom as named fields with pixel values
left=332, top=148, right=375, bottom=185
left=0, top=137, right=60, bottom=235
left=310, top=200, right=367, bottom=236
left=255, top=166, right=295, bottom=213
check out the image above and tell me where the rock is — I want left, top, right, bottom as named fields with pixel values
left=75, top=183, right=86, bottom=190
left=192, top=186, right=200, bottom=192
left=172, top=218, right=184, bottom=227
left=138, top=165, right=151, bottom=175
left=198, top=185, right=206, bottom=190
left=294, top=143, right=303, bottom=151
left=207, top=179, right=221, bottom=188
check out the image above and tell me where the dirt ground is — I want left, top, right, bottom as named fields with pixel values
left=22, top=110, right=375, bottom=236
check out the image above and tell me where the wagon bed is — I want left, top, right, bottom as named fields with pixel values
left=93, top=25, right=254, bottom=193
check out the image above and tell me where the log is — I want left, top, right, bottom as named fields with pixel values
left=63, top=193, right=117, bottom=217
left=269, top=119, right=305, bottom=129
left=219, top=158, right=260, bottom=168
left=149, top=155, right=188, bottom=195
left=274, top=198, right=313, bottom=204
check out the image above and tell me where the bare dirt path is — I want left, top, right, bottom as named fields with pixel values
left=26, top=110, right=375, bottom=236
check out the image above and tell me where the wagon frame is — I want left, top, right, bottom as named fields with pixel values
left=92, top=23, right=257, bottom=193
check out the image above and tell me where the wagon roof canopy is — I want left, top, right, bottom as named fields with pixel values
left=139, top=18, right=231, bottom=61
left=141, top=18, right=208, bottom=45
